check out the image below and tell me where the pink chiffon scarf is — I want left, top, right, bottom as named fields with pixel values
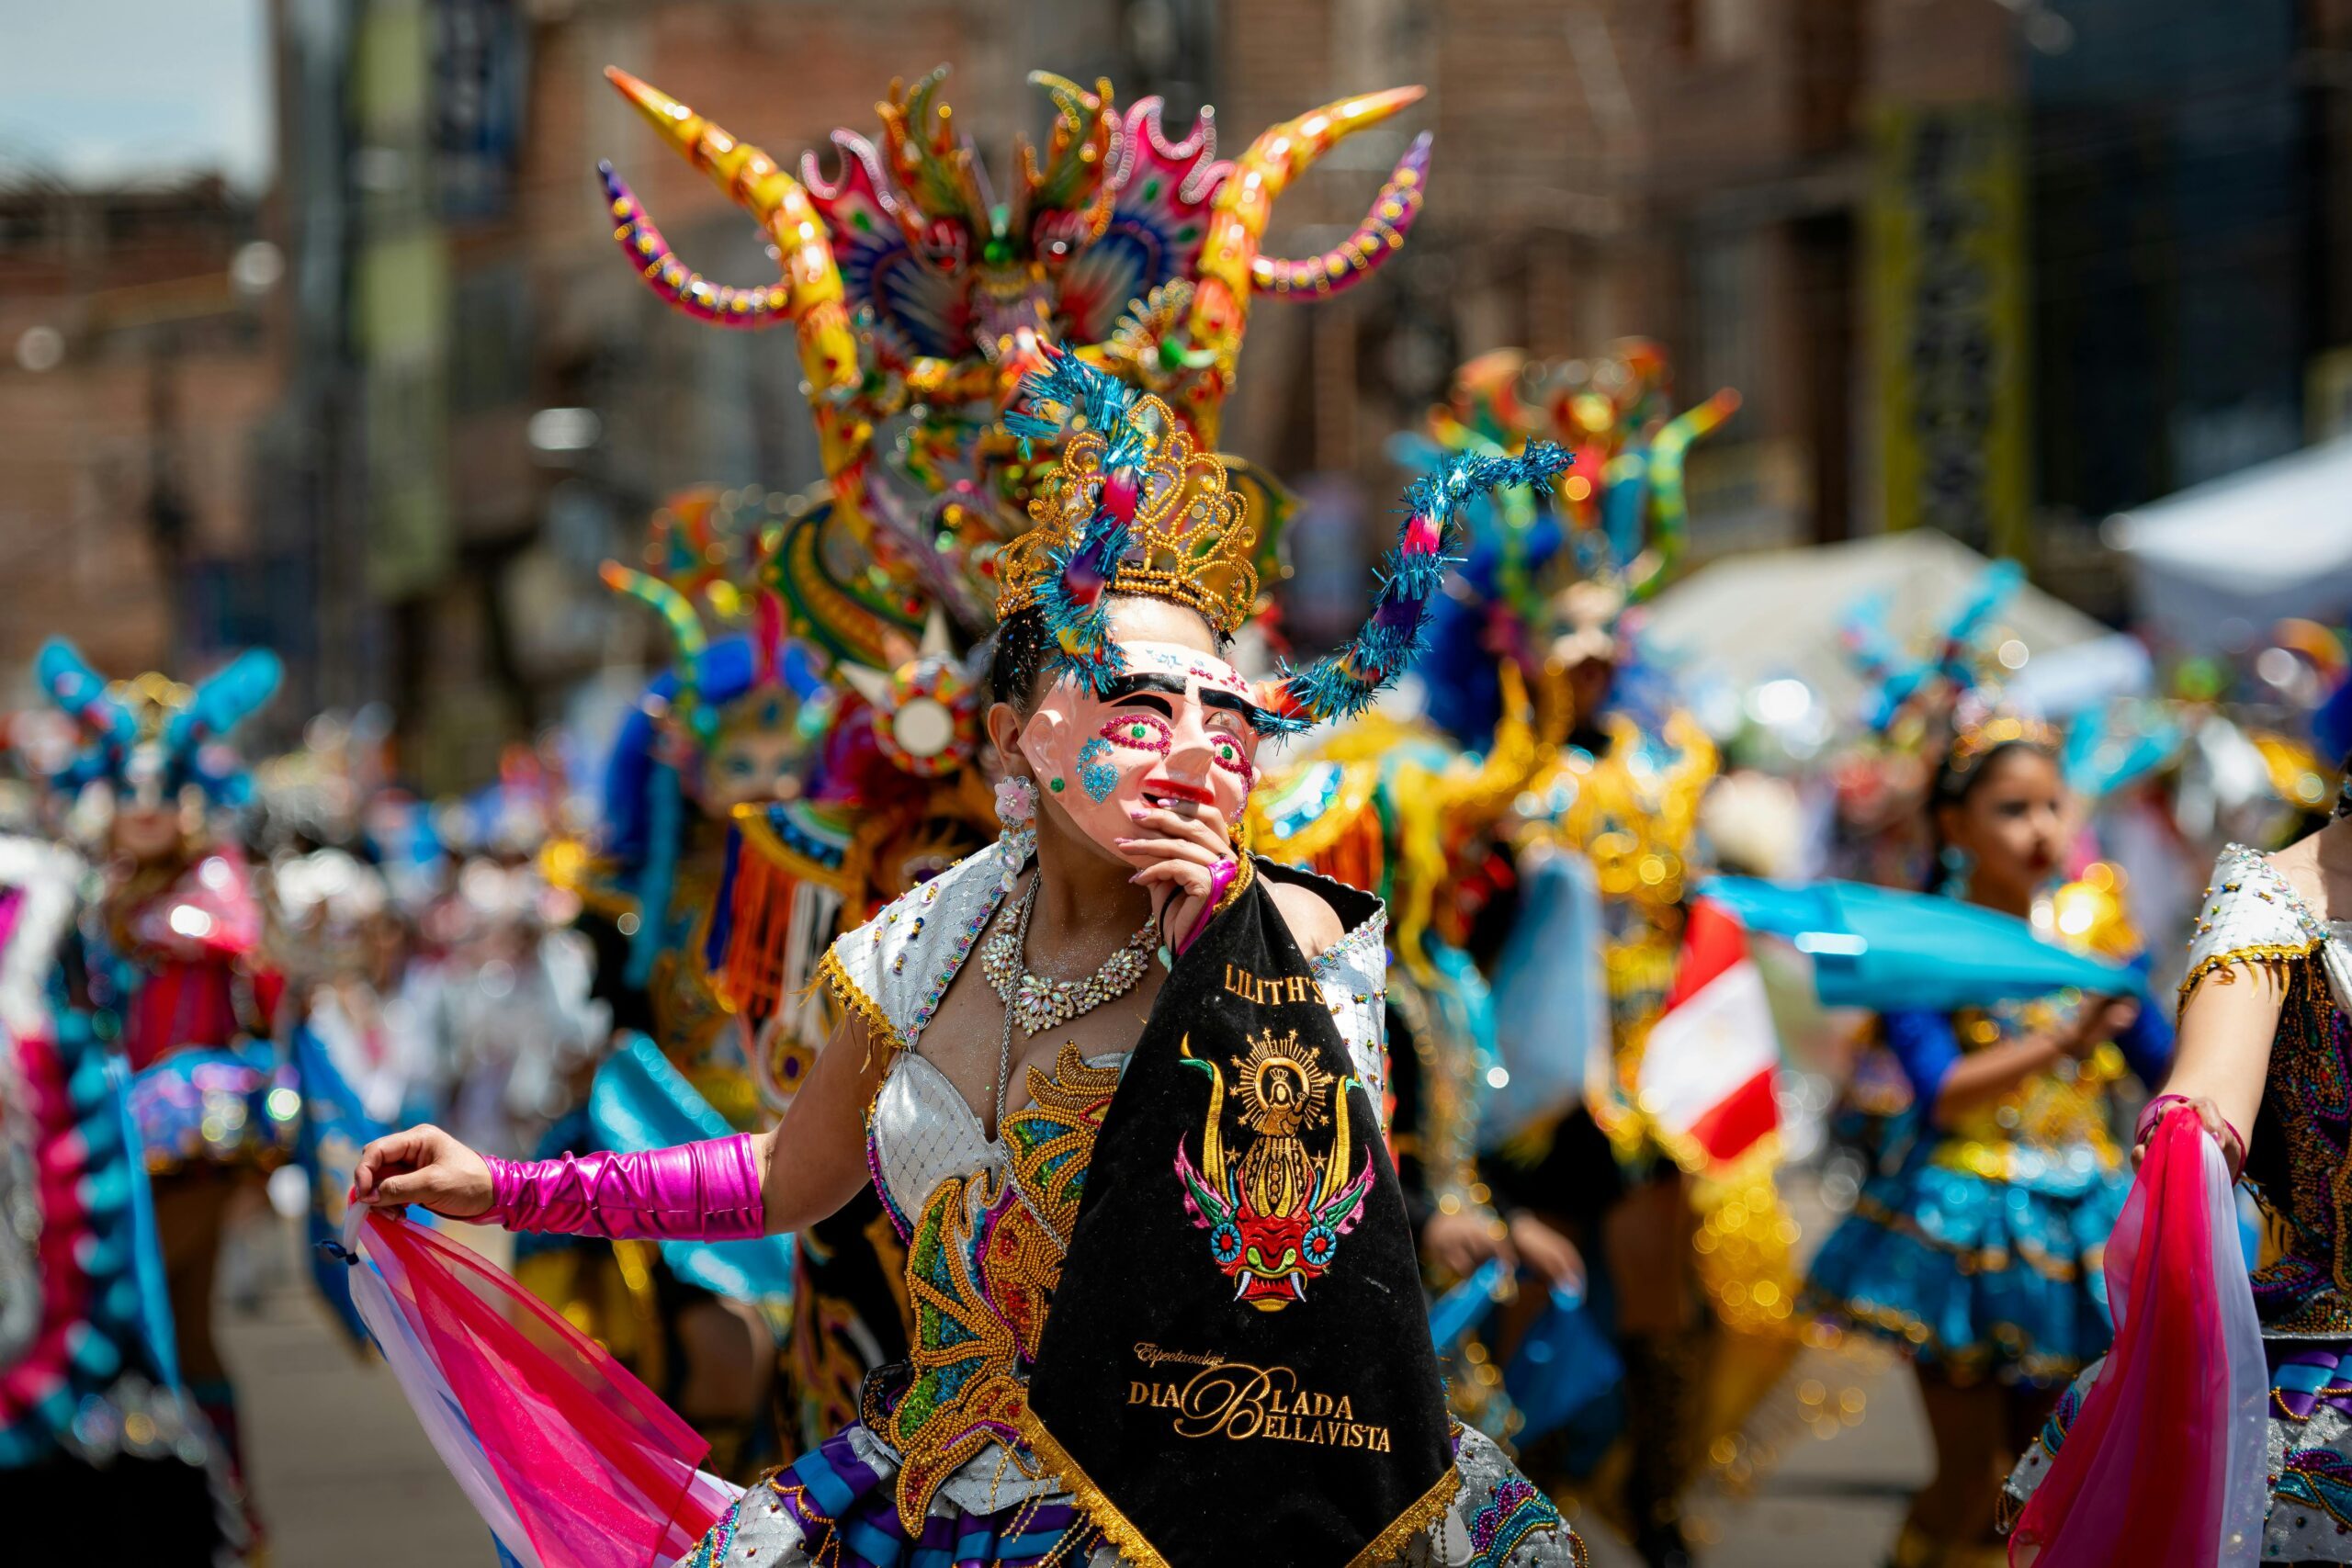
left=2007, top=1109, right=2267, bottom=1568
left=345, top=1209, right=741, bottom=1568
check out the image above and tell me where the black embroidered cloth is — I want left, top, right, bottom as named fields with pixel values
left=1022, top=860, right=1455, bottom=1566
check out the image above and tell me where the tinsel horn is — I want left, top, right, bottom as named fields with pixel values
left=602, top=562, right=711, bottom=724
left=35, top=637, right=134, bottom=749
left=166, top=649, right=283, bottom=755
left=1271, top=441, right=1573, bottom=730
left=1001, top=346, right=1149, bottom=693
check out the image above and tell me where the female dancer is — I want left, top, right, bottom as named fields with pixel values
left=353, top=361, right=1585, bottom=1567
left=2004, top=792, right=2352, bottom=1557
left=1803, top=717, right=2172, bottom=1568
left=33, top=643, right=288, bottom=1537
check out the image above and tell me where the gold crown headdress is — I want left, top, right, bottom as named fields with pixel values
left=997, top=377, right=1258, bottom=640
left=1000, top=349, right=1568, bottom=728
left=1942, top=712, right=2061, bottom=786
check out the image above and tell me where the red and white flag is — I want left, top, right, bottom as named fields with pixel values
left=1636, top=897, right=1781, bottom=1169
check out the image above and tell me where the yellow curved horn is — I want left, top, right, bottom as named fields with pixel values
left=1182, top=1037, right=1227, bottom=1191
left=1325, top=1066, right=1352, bottom=1203
left=603, top=66, right=858, bottom=398
left=1182, top=85, right=1426, bottom=444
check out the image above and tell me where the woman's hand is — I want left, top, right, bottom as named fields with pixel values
left=1422, top=1209, right=1510, bottom=1280
left=352, top=1123, right=495, bottom=1220
left=1508, top=1212, right=1587, bottom=1296
left=1118, top=799, right=1237, bottom=951
left=2063, top=993, right=2140, bottom=1060
left=2132, top=1093, right=2244, bottom=1175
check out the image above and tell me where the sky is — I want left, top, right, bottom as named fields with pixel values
left=0, top=0, right=272, bottom=189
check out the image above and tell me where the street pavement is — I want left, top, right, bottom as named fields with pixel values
left=223, top=1216, right=1932, bottom=1567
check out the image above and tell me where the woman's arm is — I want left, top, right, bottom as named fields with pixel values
left=2138, top=965, right=2284, bottom=1165
left=353, top=1008, right=888, bottom=1238
left=1917, top=997, right=2136, bottom=1129
left=756, top=1010, right=890, bottom=1235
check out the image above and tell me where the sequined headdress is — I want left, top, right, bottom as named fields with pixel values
left=35, top=639, right=281, bottom=808
left=599, top=488, right=821, bottom=767
left=1000, top=348, right=1568, bottom=727
left=593, top=63, right=1432, bottom=649
left=1409, top=343, right=1737, bottom=745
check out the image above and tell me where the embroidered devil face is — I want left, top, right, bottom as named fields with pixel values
left=1017, top=640, right=1263, bottom=864
left=1174, top=1031, right=1374, bottom=1312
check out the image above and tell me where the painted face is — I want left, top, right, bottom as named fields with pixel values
left=1016, top=642, right=1261, bottom=863
left=111, top=799, right=187, bottom=865
left=695, top=691, right=809, bottom=814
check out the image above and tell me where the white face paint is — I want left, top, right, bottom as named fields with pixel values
left=1015, top=641, right=1261, bottom=861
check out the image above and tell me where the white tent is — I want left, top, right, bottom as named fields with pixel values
left=1642, top=530, right=2113, bottom=722
left=2109, top=436, right=2352, bottom=650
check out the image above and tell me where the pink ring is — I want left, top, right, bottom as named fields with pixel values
left=1177, top=858, right=1239, bottom=957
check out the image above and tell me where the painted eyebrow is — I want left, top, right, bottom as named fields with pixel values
left=1106, top=672, right=1190, bottom=700
left=1108, top=669, right=1269, bottom=728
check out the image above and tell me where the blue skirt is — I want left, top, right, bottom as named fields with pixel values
left=127, top=1044, right=298, bottom=1176
left=1804, top=1143, right=2126, bottom=1385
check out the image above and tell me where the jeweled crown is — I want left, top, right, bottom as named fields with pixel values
left=995, top=387, right=1259, bottom=637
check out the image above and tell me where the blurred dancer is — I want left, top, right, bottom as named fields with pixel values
left=543, top=579, right=819, bottom=1475
left=1804, top=716, right=2171, bottom=1567
left=0, top=829, right=246, bottom=1562
left=1250, top=666, right=1588, bottom=1452
left=1398, top=346, right=1757, bottom=1564
left=28, top=640, right=288, bottom=1541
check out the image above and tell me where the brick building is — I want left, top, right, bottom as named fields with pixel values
left=0, top=176, right=285, bottom=698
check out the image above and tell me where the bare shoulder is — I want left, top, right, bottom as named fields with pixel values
left=1267, top=878, right=1345, bottom=963
left=2268, top=818, right=2352, bottom=923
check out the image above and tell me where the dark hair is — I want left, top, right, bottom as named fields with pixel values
left=983, top=605, right=1058, bottom=716
left=1929, top=736, right=2056, bottom=812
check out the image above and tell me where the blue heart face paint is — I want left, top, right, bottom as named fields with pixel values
left=1078, top=737, right=1120, bottom=801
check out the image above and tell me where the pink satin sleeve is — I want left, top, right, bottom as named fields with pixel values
left=478, top=1134, right=766, bottom=1242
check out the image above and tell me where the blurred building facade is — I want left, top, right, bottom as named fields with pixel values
left=3, top=0, right=2347, bottom=781
left=0, top=175, right=286, bottom=693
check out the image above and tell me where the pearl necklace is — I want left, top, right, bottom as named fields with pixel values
left=981, top=877, right=1157, bottom=1036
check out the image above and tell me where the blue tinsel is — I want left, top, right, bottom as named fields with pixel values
left=1001, top=350, right=1156, bottom=692
left=1277, top=442, right=1574, bottom=727
left=36, top=638, right=277, bottom=803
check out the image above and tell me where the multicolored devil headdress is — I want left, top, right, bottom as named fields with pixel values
left=594, top=64, right=1432, bottom=649
left=597, top=489, right=828, bottom=789
left=35, top=639, right=281, bottom=809
left=1410, top=343, right=1739, bottom=745
left=998, top=347, right=1568, bottom=728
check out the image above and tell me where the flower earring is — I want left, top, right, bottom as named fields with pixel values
left=995, top=773, right=1039, bottom=888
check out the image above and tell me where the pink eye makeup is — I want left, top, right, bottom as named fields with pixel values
left=1100, top=713, right=1173, bottom=754
left=1209, top=733, right=1253, bottom=784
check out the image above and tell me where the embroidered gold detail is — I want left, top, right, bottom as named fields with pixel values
left=1125, top=1358, right=1389, bottom=1449
left=1344, top=1457, right=1464, bottom=1568
left=816, top=946, right=902, bottom=1066
left=885, top=1045, right=1118, bottom=1530
left=1221, top=964, right=1319, bottom=1006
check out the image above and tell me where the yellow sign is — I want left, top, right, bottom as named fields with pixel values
left=1869, top=103, right=2030, bottom=556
